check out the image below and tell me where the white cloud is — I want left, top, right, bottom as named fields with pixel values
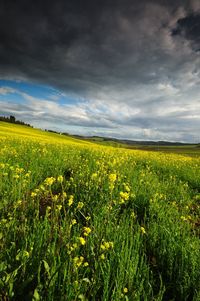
left=0, top=1, right=200, bottom=142
left=0, top=87, right=16, bottom=95
left=1, top=82, right=200, bottom=143
left=157, top=83, right=179, bottom=95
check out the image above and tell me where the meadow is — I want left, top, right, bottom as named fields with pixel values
left=0, top=122, right=200, bottom=301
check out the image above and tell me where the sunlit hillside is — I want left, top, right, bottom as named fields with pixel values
left=0, top=122, right=89, bottom=145
left=0, top=123, right=200, bottom=301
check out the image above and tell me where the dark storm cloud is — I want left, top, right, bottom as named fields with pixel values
left=171, top=13, right=200, bottom=50
left=0, top=0, right=200, bottom=141
left=0, top=0, right=197, bottom=89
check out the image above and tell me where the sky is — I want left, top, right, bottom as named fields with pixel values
left=0, top=0, right=200, bottom=142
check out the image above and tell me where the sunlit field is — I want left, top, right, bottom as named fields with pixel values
left=0, top=122, right=200, bottom=301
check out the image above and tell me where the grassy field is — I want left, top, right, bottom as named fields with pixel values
left=81, top=137, right=200, bottom=157
left=0, top=122, right=200, bottom=300
left=128, top=145, right=200, bottom=157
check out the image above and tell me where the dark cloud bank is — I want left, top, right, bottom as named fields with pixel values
left=0, top=0, right=200, bottom=141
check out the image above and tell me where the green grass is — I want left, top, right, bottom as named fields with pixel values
left=0, top=123, right=200, bottom=300
left=78, top=135, right=200, bottom=157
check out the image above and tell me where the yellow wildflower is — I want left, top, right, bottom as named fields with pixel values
left=181, top=216, right=187, bottom=222
left=68, top=195, right=74, bottom=206
left=13, top=174, right=20, bottom=179
left=40, top=185, right=45, bottom=191
left=31, top=192, right=37, bottom=198
left=53, top=195, right=59, bottom=201
left=56, top=205, right=62, bottom=211
left=62, top=192, right=67, bottom=198
left=15, top=167, right=24, bottom=174
left=120, top=191, right=129, bottom=201
left=77, top=202, right=84, bottom=209
left=101, top=241, right=114, bottom=250
left=57, top=175, right=64, bottom=183
left=124, top=184, right=130, bottom=192
left=23, top=251, right=29, bottom=258
left=100, top=254, right=105, bottom=260
left=73, top=256, right=84, bottom=267
left=109, top=173, right=117, bottom=182
left=16, top=200, right=22, bottom=206
left=141, top=226, right=146, bottom=234
left=71, top=219, right=77, bottom=225
left=91, top=173, right=98, bottom=180
left=109, top=173, right=117, bottom=190
left=73, top=243, right=78, bottom=249
left=83, top=227, right=92, bottom=236
left=109, top=242, right=114, bottom=249
left=104, top=242, right=110, bottom=249
left=100, top=244, right=106, bottom=251
left=79, top=237, right=86, bottom=245
left=44, top=177, right=55, bottom=186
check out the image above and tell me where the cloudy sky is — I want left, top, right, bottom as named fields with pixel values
left=0, top=0, right=200, bottom=142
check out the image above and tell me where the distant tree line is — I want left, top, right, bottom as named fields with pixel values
left=44, top=129, right=69, bottom=136
left=0, top=115, right=32, bottom=127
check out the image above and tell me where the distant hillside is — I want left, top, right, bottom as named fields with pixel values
left=1, top=115, right=198, bottom=147
left=71, top=134, right=195, bottom=146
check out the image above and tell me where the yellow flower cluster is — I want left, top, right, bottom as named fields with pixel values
left=119, top=191, right=129, bottom=204
left=100, top=241, right=114, bottom=250
left=70, top=219, right=77, bottom=226
left=57, top=175, right=64, bottom=183
left=79, top=237, right=86, bottom=245
left=91, top=173, right=98, bottom=180
left=73, top=256, right=89, bottom=268
left=140, top=226, right=146, bottom=234
left=77, top=202, right=84, bottom=209
left=83, top=226, right=92, bottom=236
left=180, top=215, right=192, bottom=222
left=108, top=173, right=117, bottom=190
left=68, top=195, right=74, bottom=206
left=44, top=177, right=56, bottom=186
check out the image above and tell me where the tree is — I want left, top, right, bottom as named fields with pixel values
left=10, top=115, right=16, bottom=123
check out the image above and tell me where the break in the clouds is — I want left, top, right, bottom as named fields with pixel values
left=0, top=0, right=200, bottom=142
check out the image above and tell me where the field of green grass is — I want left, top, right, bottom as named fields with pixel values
left=83, top=137, right=200, bottom=157
left=132, top=145, right=200, bottom=157
left=0, top=122, right=200, bottom=300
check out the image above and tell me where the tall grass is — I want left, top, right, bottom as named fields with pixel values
left=0, top=123, right=200, bottom=300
